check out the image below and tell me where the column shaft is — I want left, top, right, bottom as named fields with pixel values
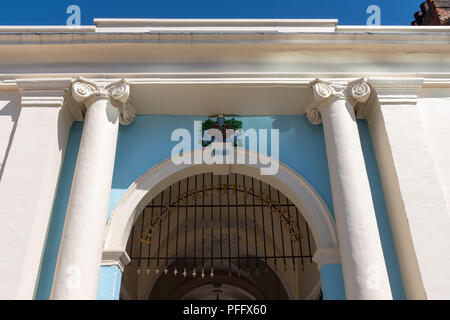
left=51, top=98, right=119, bottom=299
left=321, top=98, right=392, bottom=299
left=308, top=79, right=392, bottom=299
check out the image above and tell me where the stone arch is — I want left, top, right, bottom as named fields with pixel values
left=102, top=148, right=339, bottom=267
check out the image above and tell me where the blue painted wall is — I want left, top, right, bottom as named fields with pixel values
left=320, top=264, right=346, bottom=300
left=35, top=122, right=83, bottom=299
left=35, top=115, right=404, bottom=300
left=97, top=266, right=122, bottom=300
left=358, top=122, right=405, bottom=299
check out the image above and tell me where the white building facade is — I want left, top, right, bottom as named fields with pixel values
left=0, top=19, right=450, bottom=300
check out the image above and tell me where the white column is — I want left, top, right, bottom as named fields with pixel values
left=306, top=79, right=392, bottom=300
left=51, top=78, right=135, bottom=300
left=367, top=78, right=450, bottom=299
left=0, top=80, right=72, bottom=299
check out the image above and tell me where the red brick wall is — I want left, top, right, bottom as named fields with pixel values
left=412, top=0, right=450, bottom=25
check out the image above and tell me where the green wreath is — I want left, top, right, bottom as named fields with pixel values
left=202, top=117, right=243, bottom=147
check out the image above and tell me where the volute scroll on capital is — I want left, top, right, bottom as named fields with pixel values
left=71, top=77, right=136, bottom=125
left=306, top=78, right=372, bottom=125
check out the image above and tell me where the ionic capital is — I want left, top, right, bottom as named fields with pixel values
left=347, top=78, right=372, bottom=106
left=71, top=77, right=136, bottom=125
left=306, top=78, right=372, bottom=125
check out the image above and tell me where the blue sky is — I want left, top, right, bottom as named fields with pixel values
left=1, top=0, right=423, bottom=26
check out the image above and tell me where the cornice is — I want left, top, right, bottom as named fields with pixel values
left=368, top=77, right=424, bottom=105
left=16, top=78, right=72, bottom=92
left=16, top=78, right=75, bottom=126
left=354, top=78, right=425, bottom=120
left=2, top=73, right=448, bottom=87
left=1, top=19, right=449, bottom=35
left=0, top=18, right=450, bottom=46
left=0, top=74, right=439, bottom=121
left=422, top=79, right=450, bottom=88
left=0, top=31, right=448, bottom=46
left=94, top=18, right=338, bottom=32
left=0, top=26, right=95, bottom=32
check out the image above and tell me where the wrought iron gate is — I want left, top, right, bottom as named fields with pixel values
left=126, top=173, right=315, bottom=278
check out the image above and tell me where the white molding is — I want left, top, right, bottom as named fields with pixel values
left=94, top=18, right=338, bottom=33
left=0, top=26, right=95, bottom=32
left=5, top=75, right=436, bottom=122
left=16, top=78, right=74, bottom=126
left=1, top=74, right=450, bottom=89
left=0, top=32, right=447, bottom=46
left=103, top=148, right=339, bottom=260
left=365, top=81, right=450, bottom=299
left=94, top=18, right=339, bottom=26
left=16, top=79, right=71, bottom=108
left=2, top=20, right=450, bottom=35
left=369, top=78, right=424, bottom=95
left=368, top=78, right=424, bottom=108
left=0, top=19, right=450, bottom=45
left=312, top=247, right=341, bottom=270
left=354, top=78, right=425, bottom=121
left=102, top=251, right=131, bottom=272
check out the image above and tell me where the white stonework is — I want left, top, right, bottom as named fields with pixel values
left=367, top=79, right=450, bottom=299
left=0, top=80, right=71, bottom=299
left=312, top=247, right=340, bottom=270
left=51, top=79, right=133, bottom=300
left=0, top=19, right=449, bottom=300
left=307, top=79, right=392, bottom=299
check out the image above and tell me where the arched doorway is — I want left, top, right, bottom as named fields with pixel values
left=120, top=173, right=320, bottom=300
left=102, top=149, right=340, bottom=300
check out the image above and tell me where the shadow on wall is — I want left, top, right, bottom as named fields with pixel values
left=357, top=121, right=406, bottom=300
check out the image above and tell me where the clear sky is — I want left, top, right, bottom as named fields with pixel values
left=0, top=0, right=423, bottom=26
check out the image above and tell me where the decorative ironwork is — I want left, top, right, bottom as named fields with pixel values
left=126, top=173, right=315, bottom=277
